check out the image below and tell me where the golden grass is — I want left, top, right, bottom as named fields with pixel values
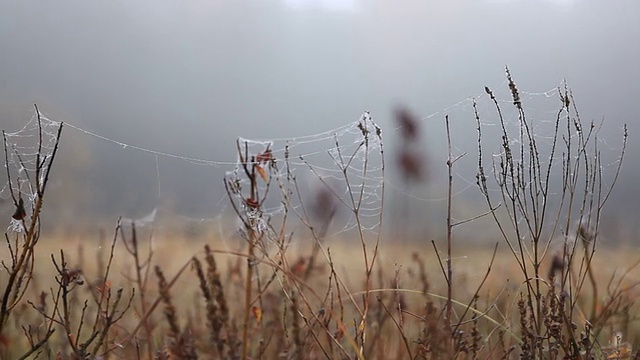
left=1, top=79, right=635, bottom=359
left=4, top=229, right=639, bottom=359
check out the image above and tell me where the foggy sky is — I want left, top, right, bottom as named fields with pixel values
left=1, top=0, right=639, bottom=236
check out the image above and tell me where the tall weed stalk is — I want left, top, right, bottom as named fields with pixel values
left=476, top=68, right=628, bottom=358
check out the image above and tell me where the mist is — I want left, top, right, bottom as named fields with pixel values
left=1, top=0, right=638, bottom=239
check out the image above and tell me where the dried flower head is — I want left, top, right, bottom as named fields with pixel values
left=395, top=107, right=420, bottom=141
left=548, top=254, right=564, bottom=280
left=61, top=268, right=84, bottom=286
left=256, top=148, right=273, bottom=164
left=311, top=184, right=338, bottom=237
left=398, top=149, right=425, bottom=182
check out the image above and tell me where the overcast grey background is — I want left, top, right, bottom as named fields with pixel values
left=0, top=0, right=638, bottom=239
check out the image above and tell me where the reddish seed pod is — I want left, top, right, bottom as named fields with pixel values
left=245, top=197, right=259, bottom=209
left=256, top=149, right=273, bottom=164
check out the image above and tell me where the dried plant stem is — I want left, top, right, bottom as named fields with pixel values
left=445, top=115, right=454, bottom=329
left=122, top=223, right=154, bottom=360
left=127, top=256, right=194, bottom=340
left=0, top=108, right=63, bottom=335
left=241, top=226, right=256, bottom=360
left=476, top=73, right=628, bottom=357
left=241, top=144, right=259, bottom=360
left=444, top=115, right=466, bottom=329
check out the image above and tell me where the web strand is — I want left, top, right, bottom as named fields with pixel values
left=1, top=80, right=623, bottom=243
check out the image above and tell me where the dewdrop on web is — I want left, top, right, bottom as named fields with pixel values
left=7, top=217, right=25, bottom=234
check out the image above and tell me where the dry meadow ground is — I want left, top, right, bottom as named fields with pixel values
left=2, top=77, right=637, bottom=359
left=3, top=229, right=640, bottom=359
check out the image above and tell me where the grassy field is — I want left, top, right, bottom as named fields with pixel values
left=2, top=230, right=640, bottom=359
left=1, top=77, right=637, bottom=359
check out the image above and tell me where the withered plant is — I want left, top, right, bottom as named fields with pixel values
left=1, top=108, right=134, bottom=359
left=0, top=106, right=62, bottom=358
left=0, top=72, right=635, bottom=360
left=476, top=68, right=630, bottom=358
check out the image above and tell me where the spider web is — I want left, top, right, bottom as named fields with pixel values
left=0, top=110, right=385, bottom=247
left=0, top=77, right=624, bottom=245
left=1, top=112, right=62, bottom=233
left=223, top=112, right=384, bottom=251
left=382, top=78, right=625, bottom=242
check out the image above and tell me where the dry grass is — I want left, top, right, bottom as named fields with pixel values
left=1, top=74, right=638, bottom=359
left=2, top=232, right=640, bottom=359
